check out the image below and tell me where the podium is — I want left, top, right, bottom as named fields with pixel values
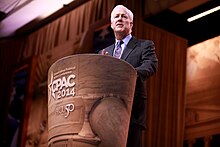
left=48, top=54, right=137, bottom=147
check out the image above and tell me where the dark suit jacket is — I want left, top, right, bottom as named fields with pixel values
left=99, top=37, right=158, bottom=129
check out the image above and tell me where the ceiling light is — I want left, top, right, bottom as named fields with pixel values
left=187, top=5, right=220, bottom=22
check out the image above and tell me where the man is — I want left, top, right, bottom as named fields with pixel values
left=99, top=5, right=158, bottom=147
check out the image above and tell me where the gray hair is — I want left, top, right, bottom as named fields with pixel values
left=110, top=5, right=133, bottom=22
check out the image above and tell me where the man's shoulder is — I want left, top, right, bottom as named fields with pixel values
left=135, top=38, right=153, bottom=43
left=103, top=44, right=114, bottom=50
left=130, top=37, right=153, bottom=43
left=129, top=37, right=154, bottom=47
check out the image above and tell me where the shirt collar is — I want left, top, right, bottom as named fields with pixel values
left=115, top=34, right=132, bottom=46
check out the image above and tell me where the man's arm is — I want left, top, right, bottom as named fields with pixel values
left=135, top=40, right=158, bottom=81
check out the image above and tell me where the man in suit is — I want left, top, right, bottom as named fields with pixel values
left=99, top=5, right=158, bottom=147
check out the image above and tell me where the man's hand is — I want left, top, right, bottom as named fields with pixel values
left=100, top=49, right=109, bottom=55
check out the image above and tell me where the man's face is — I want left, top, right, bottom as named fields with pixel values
left=111, top=7, right=133, bottom=35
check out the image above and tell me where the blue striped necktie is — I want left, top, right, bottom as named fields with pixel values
left=114, top=41, right=123, bottom=58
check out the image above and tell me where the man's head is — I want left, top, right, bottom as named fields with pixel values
left=110, top=5, right=133, bottom=40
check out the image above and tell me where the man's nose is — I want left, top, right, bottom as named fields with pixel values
left=118, top=15, right=123, bottom=20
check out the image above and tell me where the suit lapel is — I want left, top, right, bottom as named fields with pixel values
left=121, top=37, right=137, bottom=60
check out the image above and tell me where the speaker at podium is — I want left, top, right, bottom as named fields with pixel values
left=48, top=54, right=137, bottom=147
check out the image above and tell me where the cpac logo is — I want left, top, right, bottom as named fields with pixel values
left=51, top=74, right=76, bottom=100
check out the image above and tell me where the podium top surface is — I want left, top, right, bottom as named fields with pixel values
left=49, top=53, right=137, bottom=74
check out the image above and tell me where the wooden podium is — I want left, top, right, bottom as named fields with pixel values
left=48, top=54, right=137, bottom=147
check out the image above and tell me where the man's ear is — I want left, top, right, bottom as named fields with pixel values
left=111, top=22, right=114, bottom=29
